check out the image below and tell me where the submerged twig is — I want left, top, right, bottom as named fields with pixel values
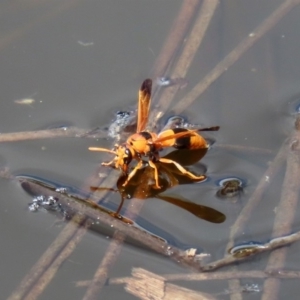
left=149, top=0, right=219, bottom=128
left=23, top=220, right=88, bottom=300
left=0, top=125, right=274, bottom=158
left=262, top=116, right=300, bottom=299
left=173, top=0, right=300, bottom=115
left=201, top=230, right=300, bottom=272
left=7, top=211, right=84, bottom=300
left=77, top=265, right=300, bottom=299
left=0, top=127, right=99, bottom=142
left=151, top=0, right=200, bottom=79
left=150, top=0, right=201, bottom=112
left=229, top=141, right=287, bottom=243
left=76, top=267, right=300, bottom=287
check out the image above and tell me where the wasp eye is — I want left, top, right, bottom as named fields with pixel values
left=123, top=148, right=132, bottom=165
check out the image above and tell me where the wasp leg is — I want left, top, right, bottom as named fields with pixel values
left=122, top=160, right=143, bottom=187
left=101, top=159, right=115, bottom=167
left=158, top=157, right=206, bottom=182
left=148, top=160, right=161, bottom=189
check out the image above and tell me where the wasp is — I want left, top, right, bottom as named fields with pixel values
left=89, top=79, right=219, bottom=189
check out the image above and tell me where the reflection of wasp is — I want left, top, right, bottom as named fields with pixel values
left=89, top=79, right=219, bottom=189
left=91, top=167, right=226, bottom=224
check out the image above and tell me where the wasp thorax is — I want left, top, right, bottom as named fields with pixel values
left=126, top=131, right=157, bottom=154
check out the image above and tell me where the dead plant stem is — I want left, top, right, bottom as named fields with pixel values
left=0, top=127, right=94, bottom=142
left=173, top=0, right=300, bottom=115
left=262, top=117, right=300, bottom=299
left=149, top=0, right=219, bottom=128
left=75, top=268, right=300, bottom=287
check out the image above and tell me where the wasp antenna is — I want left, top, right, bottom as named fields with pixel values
left=88, top=147, right=116, bottom=154
left=198, top=126, right=220, bottom=132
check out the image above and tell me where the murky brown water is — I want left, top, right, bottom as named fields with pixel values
left=1, top=1, right=300, bottom=299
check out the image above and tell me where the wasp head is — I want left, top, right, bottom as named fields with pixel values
left=89, top=144, right=134, bottom=173
left=112, top=144, right=133, bottom=173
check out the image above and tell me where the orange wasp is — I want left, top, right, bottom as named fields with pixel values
left=89, top=79, right=219, bottom=189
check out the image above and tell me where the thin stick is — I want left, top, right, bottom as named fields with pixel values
left=0, top=127, right=98, bottom=142
left=0, top=126, right=274, bottom=156
left=202, top=231, right=300, bottom=272
left=76, top=268, right=300, bottom=287
left=23, top=221, right=88, bottom=300
left=151, top=0, right=200, bottom=79
left=7, top=216, right=87, bottom=300
left=81, top=230, right=126, bottom=300
left=149, top=0, right=219, bottom=128
left=149, top=0, right=201, bottom=130
left=148, top=268, right=300, bottom=282
left=172, top=0, right=300, bottom=115
left=229, top=141, right=287, bottom=243
left=262, top=117, right=300, bottom=299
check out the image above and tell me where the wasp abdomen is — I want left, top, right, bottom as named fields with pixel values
left=172, top=128, right=191, bottom=149
left=158, top=128, right=208, bottom=150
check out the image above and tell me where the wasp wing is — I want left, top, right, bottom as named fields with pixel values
left=137, top=79, right=152, bottom=132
